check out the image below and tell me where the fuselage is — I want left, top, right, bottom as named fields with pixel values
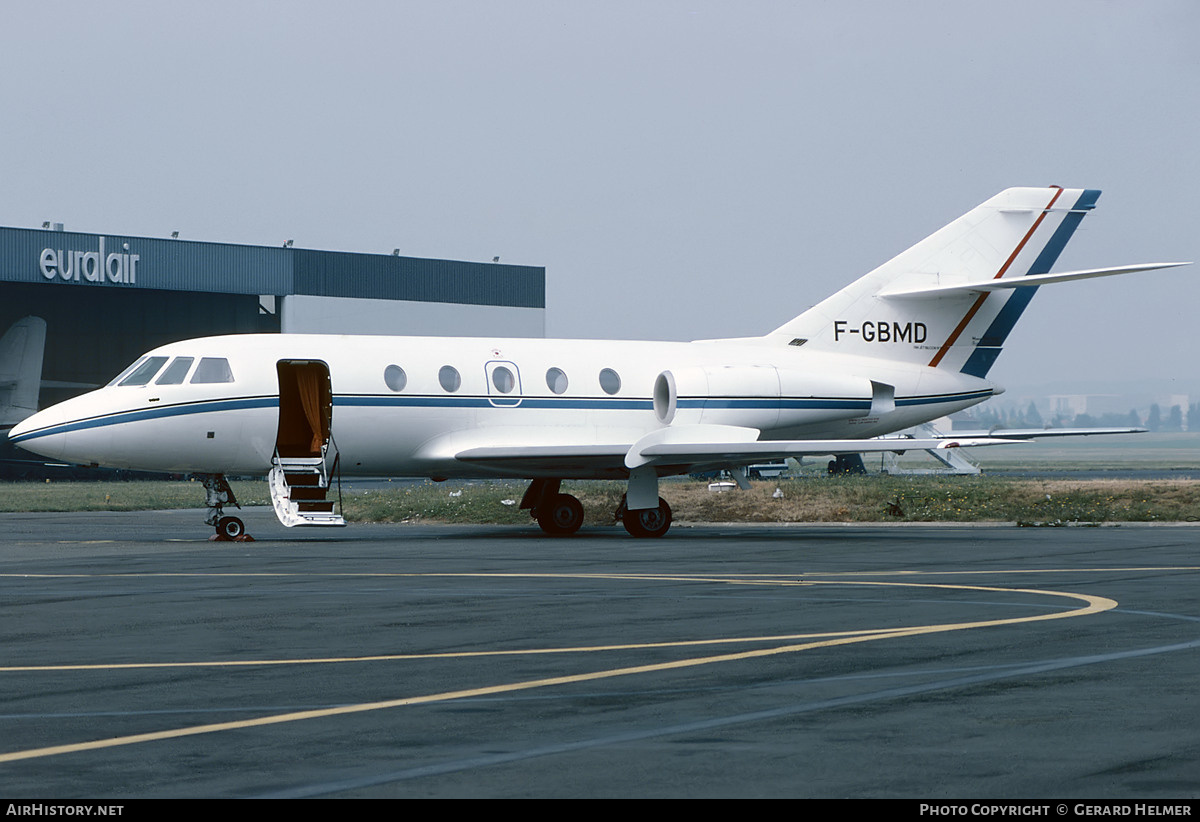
left=9, top=332, right=998, bottom=478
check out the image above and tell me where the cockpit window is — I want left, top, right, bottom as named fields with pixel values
left=155, top=357, right=195, bottom=385
left=107, top=357, right=147, bottom=386
left=190, top=357, right=235, bottom=384
left=117, top=356, right=169, bottom=387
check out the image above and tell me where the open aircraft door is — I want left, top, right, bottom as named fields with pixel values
left=269, top=360, right=344, bottom=527
left=276, top=360, right=332, bottom=457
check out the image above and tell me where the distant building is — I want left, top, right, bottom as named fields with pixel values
left=0, top=224, right=545, bottom=411
left=1049, top=394, right=1090, bottom=418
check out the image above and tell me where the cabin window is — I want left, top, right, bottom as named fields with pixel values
left=438, top=365, right=461, bottom=392
left=384, top=364, right=407, bottom=392
left=190, top=357, right=235, bottom=384
left=599, top=368, right=621, bottom=395
left=491, top=365, right=515, bottom=394
left=118, top=356, right=169, bottom=387
left=546, top=367, right=568, bottom=395
left=155, top=357, right=195, bottom=385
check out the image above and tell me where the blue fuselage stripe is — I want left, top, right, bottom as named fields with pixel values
left=11, top=389, right=993, bottom=446
left=9, top=397, right=279, bottom=444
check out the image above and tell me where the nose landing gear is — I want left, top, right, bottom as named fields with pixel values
left=200, top=474, right=255, bottom=542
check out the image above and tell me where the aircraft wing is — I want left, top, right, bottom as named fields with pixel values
left=453, top=444, right=632, bottom=474
left=624, top=436, right=1022, bottom=470
left=455, top=425, right=1023, bottom=475
left=929, top=427, right=1146, bottom=440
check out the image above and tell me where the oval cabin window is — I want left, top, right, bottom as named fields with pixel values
left=546, top=367, right=568, bottom=395
left=438, top=365, right=461, bottom=393
left=491, top=366, right=515, bottom=394
left=599, top=368, right=621, bottom=395
left=384, top=365, right=407, bottom=392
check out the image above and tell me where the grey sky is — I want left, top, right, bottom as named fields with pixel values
left=2, top=1, right=1196, bottom=392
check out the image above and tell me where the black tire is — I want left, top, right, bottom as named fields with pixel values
left=622, top=497, right=672, bottom=538
left=216, top=516, right=245, bottom=540
left=536, top=493, right=584, bottom=536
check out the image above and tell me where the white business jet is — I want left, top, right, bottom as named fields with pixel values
left=8, top=187, right=1187, bottom=539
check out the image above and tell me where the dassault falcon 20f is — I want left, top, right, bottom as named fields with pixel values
left=9, top=187, right=1187, bottom=539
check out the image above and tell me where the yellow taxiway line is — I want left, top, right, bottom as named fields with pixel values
left=0, top=573, right=1117, bottom=764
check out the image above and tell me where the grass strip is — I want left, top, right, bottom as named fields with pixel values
left=3, top=477, right=1197, bottom=524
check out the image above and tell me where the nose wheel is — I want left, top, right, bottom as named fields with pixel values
left=216, top=516, right=246, bottom=540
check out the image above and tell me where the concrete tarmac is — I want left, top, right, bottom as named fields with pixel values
left=0, top=509, right=1197, bottom=798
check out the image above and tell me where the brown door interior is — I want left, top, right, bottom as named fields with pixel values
left=276, top=360, right=332, bottom=458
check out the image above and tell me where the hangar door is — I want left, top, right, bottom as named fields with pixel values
left=276, top=360, right=333, bottom=458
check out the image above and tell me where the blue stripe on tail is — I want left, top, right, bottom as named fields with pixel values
left=960, top=189, right=1102, bottom=377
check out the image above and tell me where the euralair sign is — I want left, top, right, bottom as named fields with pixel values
left=39, top=237, right=139, bottom=285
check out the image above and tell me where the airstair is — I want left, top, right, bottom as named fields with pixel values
left=268, top=445, right=346, bottom=527
left=879, top=423, right=981, bottom=475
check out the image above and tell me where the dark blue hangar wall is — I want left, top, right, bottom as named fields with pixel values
left=0, top=225, right=546, bottom=408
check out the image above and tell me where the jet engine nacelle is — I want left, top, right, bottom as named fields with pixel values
left=654, top=366, right=880, bottom=432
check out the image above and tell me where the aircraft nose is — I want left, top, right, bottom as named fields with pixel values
left=8, top=411, right=41, bottom=444
left=8, top=409, right=68, bottom=459
left=8, top=417, right=29, bottom=441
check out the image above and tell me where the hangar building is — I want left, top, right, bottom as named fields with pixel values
left=0, top=224, right=546, bottom=412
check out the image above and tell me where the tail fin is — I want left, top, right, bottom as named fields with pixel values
left=0, top=316, right=47, bottom=427
left=766, top=187, right=1101, bottom=376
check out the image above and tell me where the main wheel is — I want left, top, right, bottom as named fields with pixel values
left=216, top=516, right=245, bottom=540
left=622, top=497, right=672, bottom=538
left=536, top=493, right=584, bottom=536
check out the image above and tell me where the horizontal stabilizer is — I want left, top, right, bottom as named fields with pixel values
left=879, top=262, right=1189, bottom=299
left=40, top=380, right=101, bottom=390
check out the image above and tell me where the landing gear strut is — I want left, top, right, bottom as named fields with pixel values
left=200, top=473, right=254, bottom=542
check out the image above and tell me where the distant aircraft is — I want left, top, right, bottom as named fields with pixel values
left=8, top=187, right=1188, bottom=539
left=0, top=317, right=47, bottom=430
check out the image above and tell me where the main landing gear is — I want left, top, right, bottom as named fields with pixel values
left=521, top=479, right=584, bottom=536
left=827, top=453, right=867, bottom=475
left=520, top=479, right=673, bottom=538
left=614, top=494, right=672, bottom=539
left=200, top=473, right=254, bottom=542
